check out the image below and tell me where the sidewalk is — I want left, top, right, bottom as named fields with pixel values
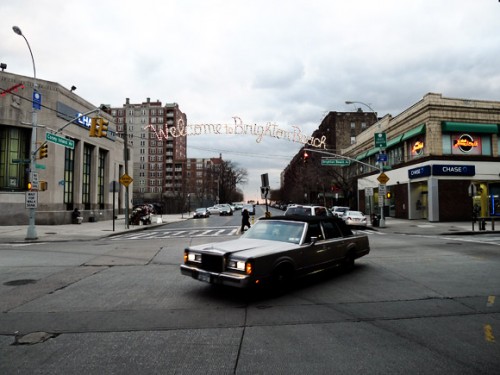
left=0, top=214, right=189, bottom=243
left=0, top=215, right=495, bottom=243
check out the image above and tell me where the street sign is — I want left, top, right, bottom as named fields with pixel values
left=32, top=90, right=41, bottom=110
left=321, top=158, right=350, bottom=166
left=374, top=133, right=387, bottom=148
left=12, top=159, right=31, bottom=164
left=377, top=172, right=390, bottom=184
left=25, top=191, right=38, bottom=208
left=376, top=153, right=388, bottom=162
left=365, top=187, right=374, bottom=197
left=46, top=133, right=75, bottom=149
left=119, top=173, right=133, bottom=187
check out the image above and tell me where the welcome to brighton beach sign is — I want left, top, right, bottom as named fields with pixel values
left=145, top=116, right=327, bottom=149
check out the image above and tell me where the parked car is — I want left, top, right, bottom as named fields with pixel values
left=206, top=206, right=221, bottom=215
left=193, top=208, right=210, bottom=218
left=180, top=215, right=370, bottom=289
left=331, top=206, right=350, bottom=218
left=343, top=210, right=367, bottom=227
left=215, top=204, right=233, bottom=216
left=284, top=205, right=331, bottom=217
left=242, top=204, right=255, bottom=215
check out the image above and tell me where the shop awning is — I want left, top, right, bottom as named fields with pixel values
left=366, top=148, right=379, bottom=157
left=441, top=121, right=499, bottom=134
left=386, top=134, right=403, bottom=148
left=356, top=151, right=368, bottom=160
left=401, top=124, right=426, bottom=141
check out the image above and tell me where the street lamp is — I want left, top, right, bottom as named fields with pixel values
left=345, top=100, right=385, bottom=228
left=13, top=25, right=38, bottom=240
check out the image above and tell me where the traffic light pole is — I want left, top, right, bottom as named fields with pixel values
left=304, top=148, right=386, bottom=227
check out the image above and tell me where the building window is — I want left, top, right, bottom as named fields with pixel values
left=98, top=150, right=107, bottom=209
left=0, top=126, right=30, bottom=190
left=82, top=145, right=92, bottom=210
left=64, top=145, right=75, bottom=209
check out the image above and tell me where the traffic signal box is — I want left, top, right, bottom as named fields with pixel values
left=90, top=117, right=109, bottom=138
left=39, top=143, right=48, bottom=159
left=89, top=117, right=98, bottom=137
left=97, top=118, right=108, bottom=138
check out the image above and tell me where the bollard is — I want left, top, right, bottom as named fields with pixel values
left=480, top=219, right=486, bottom=231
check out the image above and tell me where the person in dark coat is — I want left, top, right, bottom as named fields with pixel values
left=241, top=208, right=251, bottom=232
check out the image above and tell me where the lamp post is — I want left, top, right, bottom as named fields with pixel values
left=13, top=26, right=38, bottom=240
left=345, top=100, right=385, bottom=228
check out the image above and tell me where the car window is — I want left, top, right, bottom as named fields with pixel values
left=315, top=207, right=329, bottom=216
left=243, top=221, right=305, bottom=244
left=305, top=222, right=323, bottom=242
left=337, top=219, right=354, bottom=237
left=321, top=220, right=342, bottom=239
left=286, top=207, right=311, bottom=216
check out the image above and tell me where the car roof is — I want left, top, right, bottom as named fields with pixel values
left=261, top=214, right=345, bottom=224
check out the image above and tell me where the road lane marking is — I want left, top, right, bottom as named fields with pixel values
left=484, top=324, right=495, bottom=343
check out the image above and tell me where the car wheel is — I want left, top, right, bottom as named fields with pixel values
left=343, top=251, right=355, bottom=272
left=271, top=264, right=294, bottom=292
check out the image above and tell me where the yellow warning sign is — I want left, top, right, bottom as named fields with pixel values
left=119, top=173, right=133, bottom=187
left=377, top=172, right=390, bottom=185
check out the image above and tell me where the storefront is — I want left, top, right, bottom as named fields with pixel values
left=347, top=93, right=500, bottom=222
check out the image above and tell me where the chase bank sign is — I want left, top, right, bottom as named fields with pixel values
left=409, top=164, right=475, bottom=179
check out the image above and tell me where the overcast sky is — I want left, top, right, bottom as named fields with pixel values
left=3, top=0, right=500, bottom=202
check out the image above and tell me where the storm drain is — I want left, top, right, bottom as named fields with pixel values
left=12, top=332, right=58, bottom=345
left=3, top=279, right=37, bottom=286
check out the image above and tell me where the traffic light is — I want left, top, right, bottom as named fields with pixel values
left=89, top=117, right=98, bottom=137
left=386, top=192, right=392, bottom=199
left=27, top=181, right=32, bottom=190
left=39, top=143, right=48, bottom=159
left=303, top=150, right=310, bottom=163
left=97, top=117, right=109, bottom=138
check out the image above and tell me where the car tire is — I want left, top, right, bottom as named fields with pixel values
left=271, top=264, right=294, bottom=293
left=343, top=251, right=355, bottom=272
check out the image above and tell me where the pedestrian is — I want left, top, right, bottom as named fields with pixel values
left=72, top=207, right=83, bottom=224
left=241, top=208, right=251, bottom=232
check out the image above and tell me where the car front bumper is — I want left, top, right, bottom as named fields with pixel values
left=180, top=264, right=252, bottom=288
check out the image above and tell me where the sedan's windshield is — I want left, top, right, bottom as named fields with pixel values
left=242, top=220, right=305, bottom=244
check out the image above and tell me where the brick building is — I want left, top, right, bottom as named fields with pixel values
left=111, top=99, right=187, bottom=212
left=281, top=110, right=378, bottom=206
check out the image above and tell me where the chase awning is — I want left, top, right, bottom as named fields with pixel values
left=401, top=124, right=426, bottom=141
left=441, top=122, right=499, bottom=134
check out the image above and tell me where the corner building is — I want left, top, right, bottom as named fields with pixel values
left=343, top=93, right=500, bottom=222
left=0, top=71, right=127, bottom=225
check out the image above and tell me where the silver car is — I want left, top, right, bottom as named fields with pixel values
left=343, top=211, right=367, bottom=227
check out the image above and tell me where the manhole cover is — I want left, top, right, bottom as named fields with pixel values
left=4, top=279, right=37, bottom=286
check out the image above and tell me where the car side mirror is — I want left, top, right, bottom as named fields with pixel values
left=310, top=236, right=318, bottom=245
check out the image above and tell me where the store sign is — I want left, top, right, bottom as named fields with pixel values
left=408, top=165, right=431, bottom=179
left=411, top=140, right=424, bottom=155
left=452, top=133, right=481, bottom=155
left=432, top=164, right=475, bottom=176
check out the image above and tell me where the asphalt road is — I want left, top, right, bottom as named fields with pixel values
left=1, top=207, right=499, bottom=374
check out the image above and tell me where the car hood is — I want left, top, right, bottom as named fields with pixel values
left=188, top=238, right=300, bottom=258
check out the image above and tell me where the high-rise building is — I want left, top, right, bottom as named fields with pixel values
left=111, top=98, right=187, bottom=211
left=184, top=156, right=223, bottom=208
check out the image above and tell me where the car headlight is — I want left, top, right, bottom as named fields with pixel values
left=227, top=259, right=253, bottom=275
left=184, top=250, right=201, bottom=263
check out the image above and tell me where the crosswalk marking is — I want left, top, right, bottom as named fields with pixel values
left=111, top=227, right=239, bottom=240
